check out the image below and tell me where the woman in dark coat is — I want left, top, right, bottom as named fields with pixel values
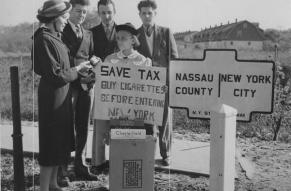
left=32, top=0, right=92, bottom=190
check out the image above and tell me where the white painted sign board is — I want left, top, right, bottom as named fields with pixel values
left=92, top=62, right=167, bottom=125
left=170, top=49, right=275, bottom=122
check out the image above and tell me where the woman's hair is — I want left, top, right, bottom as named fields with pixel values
left=37, top=15, right=58, bottom=24
left=70, top=0, right=90, bottom=7
left=137, top=0, right=157, bottom=11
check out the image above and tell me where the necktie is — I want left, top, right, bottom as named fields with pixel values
left=75, top=25, right=82, bottom=39
left=105, top=25, right=111, bottom=40
left=146, top=25, right=153, bottom=37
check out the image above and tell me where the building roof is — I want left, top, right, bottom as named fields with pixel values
left=193, top=20, right=266, bottom=42
left=174, top=31, right=197, bottom=41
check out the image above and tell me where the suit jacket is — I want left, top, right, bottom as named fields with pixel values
left=62, top=23, right=94, bottom=89
left=137, top=25, right=178, bottom=68
left=90, top=23, right=118, bottom=61
left=62, top=23, right=94, bottom=67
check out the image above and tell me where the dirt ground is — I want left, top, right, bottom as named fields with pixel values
left=1, top=131, right=291, bottom=191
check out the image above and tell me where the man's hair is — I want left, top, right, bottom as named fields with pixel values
left=70, top=0, right=90, bottom=7
left=137, top=0, right=157, bottom=11
left=98, top=0, right=116, bottom=11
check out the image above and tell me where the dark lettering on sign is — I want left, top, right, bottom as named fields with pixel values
left=101, top=81, right=117, bottom=89
left=120, top=82, right=146, bottom=92
left=233, top=89, right=256, bottom=98
left=176, top=87, right=213, bottom=96
left=101, top=94, right=134, bottom=104
left=134, top=109, right=155, bottom=121
left=100, top=65, right=130, bottom=78
left=220, top=74, right=242, bottom=83
left=108, top=107, right=132, bottom=117
left=246, top=75, right=271, bottom=84
left=176, top=73, right=213, bottom=82
left=237, top=113, right=246, bottom=117
left=138, top=69, right=160, bottom=80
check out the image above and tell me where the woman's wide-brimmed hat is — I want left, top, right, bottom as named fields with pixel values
left=37, top=0, right=72, bottom=18
left=116, top=23, right=138, bottom=36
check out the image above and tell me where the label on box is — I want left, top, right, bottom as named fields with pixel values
left=123, top=160, right=143, bottom=188
left=111, top=129, right=146, bottom=139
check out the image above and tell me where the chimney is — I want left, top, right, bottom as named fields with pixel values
left=220, top=23, right=223, bottom=26
left=235, top=18, right=238, bottom=23
left=228, top=21, right=230, bottom=24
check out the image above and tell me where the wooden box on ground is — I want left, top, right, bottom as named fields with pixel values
left=109, top=135, right=155, bottom=191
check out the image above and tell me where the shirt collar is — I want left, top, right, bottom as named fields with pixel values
left=68, top=20, right=81, bottom=32
left=102, top=21, right=115, bottom=30
left=143, top=24, right=155, bottom=30
left=117, top=50, right=139, bottom=59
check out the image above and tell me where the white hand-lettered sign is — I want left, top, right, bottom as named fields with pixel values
left=93, top=62, right=167, bottom=126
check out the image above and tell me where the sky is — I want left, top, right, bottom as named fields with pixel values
left=1, top=0, right=291, bottom=32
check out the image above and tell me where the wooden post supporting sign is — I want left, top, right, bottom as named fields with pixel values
left=10, top=66, right=25, bottom=191
left=210, top=104, right=237, bottom=191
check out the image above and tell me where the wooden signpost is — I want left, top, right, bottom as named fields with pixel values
left=170, top=49, right=275, bottom=191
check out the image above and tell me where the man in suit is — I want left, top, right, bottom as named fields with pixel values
left=91, top=0, right=118, bottom=61
left=61, top=0, right=97, bottom=180
left=137, top=0, right=179, bottom=166
left=90, top=0, right=118, bottom=171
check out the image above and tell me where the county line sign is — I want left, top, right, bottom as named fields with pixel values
left=169, top=49, right=275, bottom=122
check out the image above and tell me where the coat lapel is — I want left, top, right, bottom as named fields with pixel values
left=75, top=26, right=90, bottom=54
left=138, top=27, right=152, bottom=58
left=108, top=23, right=117, bottom=41
left=102, top=25, right=109, bottom=42
left=63, top=24, right=78, bottom=43
left=152, top=25, right=161, bottom=59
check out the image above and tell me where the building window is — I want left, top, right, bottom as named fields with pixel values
left=248, top=41, right=251, bottom=46
left=243, top=23, right=248, bottom=29
left=237, top=30, right=242, bottom=37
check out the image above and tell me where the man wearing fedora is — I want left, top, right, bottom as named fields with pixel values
left=90, top=0, right=118, bottom=171
left=61, top=0, right=98, bottom=181
left=136, top=0, right=178, bottom=166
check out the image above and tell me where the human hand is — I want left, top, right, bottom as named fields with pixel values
left=80, top=71, right=96, bottom=84
left=76, top=61, right=92, bottom=73
left=90, top=56, right=102, bottom=67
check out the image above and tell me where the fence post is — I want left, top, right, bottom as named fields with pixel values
left=210, top=104, right=237, bottom=191
left=10, top=66, right=25, bottom=191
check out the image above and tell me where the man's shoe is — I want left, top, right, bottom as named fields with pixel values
left=57, top=176, right=70, bottom=187
left=161, top=157, right=170, bottom=166
left=74, top=164, right=98, bottom=181
left=57, top=167, right=70, bottom=187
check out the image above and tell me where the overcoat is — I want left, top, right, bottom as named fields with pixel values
left=32, top=27, right=78, bottom=166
